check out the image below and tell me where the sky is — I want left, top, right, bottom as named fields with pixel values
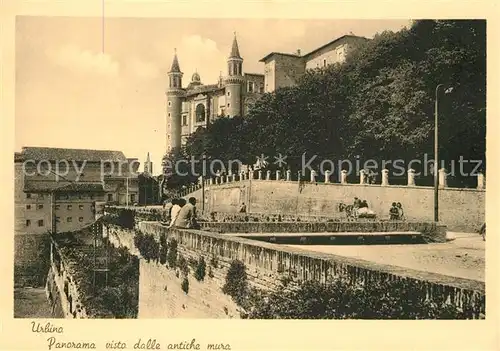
left=15, top=17, right=411, bottom=175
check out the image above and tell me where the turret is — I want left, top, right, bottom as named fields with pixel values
left=224, top=33, right=244, bottom=117
left=166, top=49, right=184, bottom=152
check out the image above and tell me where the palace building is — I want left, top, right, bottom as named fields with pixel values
left=165, top=34, right=265, bottom=152
left=165, top=33, right=368, bottom=153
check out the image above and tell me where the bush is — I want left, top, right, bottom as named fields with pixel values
left=178, top=255, right=189, bottom=277
left=167, top=239, right=178, bottom=268
left=181, top=277, right=189, bottom=294
left=243, top=278, right=475, bottom=319
left=134, top=231, right=160, bottom=262
left=222, top=260, right=248, bottom=305
left=194, top=257, right=206, bottom=282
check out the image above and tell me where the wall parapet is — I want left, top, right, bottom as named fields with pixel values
left=178, top=170, right=486, bottom=198
left=136, top=222, right=485, bottom=318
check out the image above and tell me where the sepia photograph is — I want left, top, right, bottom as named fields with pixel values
left=12, top=14, right=487, bottom=323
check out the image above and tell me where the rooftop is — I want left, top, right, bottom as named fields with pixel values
left=259, top=35, right=369, bottom=63
left=303, top=34, right=369, bottom=58
left=20, top=147, right=128, bottom=163
left=24, top=180, right=105, bottom=193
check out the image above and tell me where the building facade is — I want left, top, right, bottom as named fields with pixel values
left=164, top=34, right=368, bottom=154
left=260, top=35, right=369, bottom=93
left=14, top=147, right=140, bottom=236
left=165, top=35, right=265, bottom=152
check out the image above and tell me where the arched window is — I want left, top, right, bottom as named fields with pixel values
left=195, top=104, right=206, bottom=122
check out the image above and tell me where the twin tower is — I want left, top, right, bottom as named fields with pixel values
left=165, top=34, right=246, bottom=153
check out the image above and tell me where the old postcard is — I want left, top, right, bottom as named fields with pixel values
left=1, top=0, right=498, bottom=350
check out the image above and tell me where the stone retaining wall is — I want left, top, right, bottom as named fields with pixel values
left=135, top=222, right=485, bottom=318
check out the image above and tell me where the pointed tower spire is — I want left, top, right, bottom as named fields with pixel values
left=169, top=48, right=181, bottom=73
left=146, top=152, right=150, bottom=162
left=229, top=32, right=242, bottom=59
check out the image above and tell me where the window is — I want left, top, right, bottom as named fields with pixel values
left=90, top=194, right=94, bottom=200
left=195, top=104, right=205, bottom=123
left=26, top=220, right=31, bottom=226
left=38, top=219, right=44, bottom=227
left=39, top=194, right=44, bottom=200
left=107, top=194, right=113, bottom=202
left=26, top=205, right=31, bottom=210
left=168, top=101, right=172, bottom=107
left=247, top=81, right=254, bottom=93
left=168, top=123, right=171, bottom=129
left=182, top=115, right=187, bottom=126
left=79, top=205, right=84, bottom=210
left=55, top=205, right=60, bottom=210
left=323, top=59, right=327, bottom=67
left=79, top=217, right=84, bottom=222
left=67, top=217, right=72, bottom=223
left=130, top=194, right=136, bottom=203
left=168, top=112, right=171, bottom=118
left=259, top=83, right=264, bottom=93
left=227, top=91, right=231, bottom=97
left=167, top=134, right=171, bottom=140
left=26, top=193, right=31, bottom=199
left=37, top=204, right=43, bottom=210
left=56, top=217, right=60, bottom=223
left=67, top=205, right=72, bottom=210
left=227, top=103, right=231, bottom=108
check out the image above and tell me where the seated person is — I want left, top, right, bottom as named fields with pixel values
left=173, top=197, right=198, bottom=229
left=389, top=202, right=399, bottom=220
left=396, top=202, right=405, bottom=220
left=239, top=202, right=247, bottom=213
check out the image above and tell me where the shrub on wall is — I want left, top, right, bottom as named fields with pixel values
left=194, top=257, right=207, bottom=282
left=178, top=254, right=189, bottom=277
left=181, top=277, right=189, bottom=294
left=159, top=233, right=168, bottom=265
left=134, top=231, right=160, bottom=263
left=167, top=239, right=178, bottom=268
left=241, top=278, right=477, bottom=320
left=222, top=260, right=248, bottom=306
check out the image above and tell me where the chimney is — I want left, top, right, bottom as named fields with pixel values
left=296, top=49, right=301, bottom=56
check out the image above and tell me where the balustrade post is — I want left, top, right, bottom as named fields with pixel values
left=381, top=169, right=389, bottom=186
left=477, top=172, right=485, bottom=190
left=341, top=170, right=348, bottom=184
left=438, top=168, right=447, bottom=189
left=407, top=168, right=416, bottom=186
left=359, top=170, right=366, bottom=185
left=310, top=170, right=316, bottom=183
left=324, top=170, right=331, bottom=183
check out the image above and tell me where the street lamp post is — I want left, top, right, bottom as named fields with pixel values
left=434, top=84, right=453, bottom=222
left=434, top=84, right=443, bottom=223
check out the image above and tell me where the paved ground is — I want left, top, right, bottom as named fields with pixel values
left=286, top=232, right=485, bottom=282
left=13, top=287, right=54, bottom=318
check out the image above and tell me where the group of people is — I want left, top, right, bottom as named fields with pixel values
left=162, top=197, right=199, bottom=229
left=353, top=197, right=369, bottom=209
left=389, top=202, right=405, bottom=220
